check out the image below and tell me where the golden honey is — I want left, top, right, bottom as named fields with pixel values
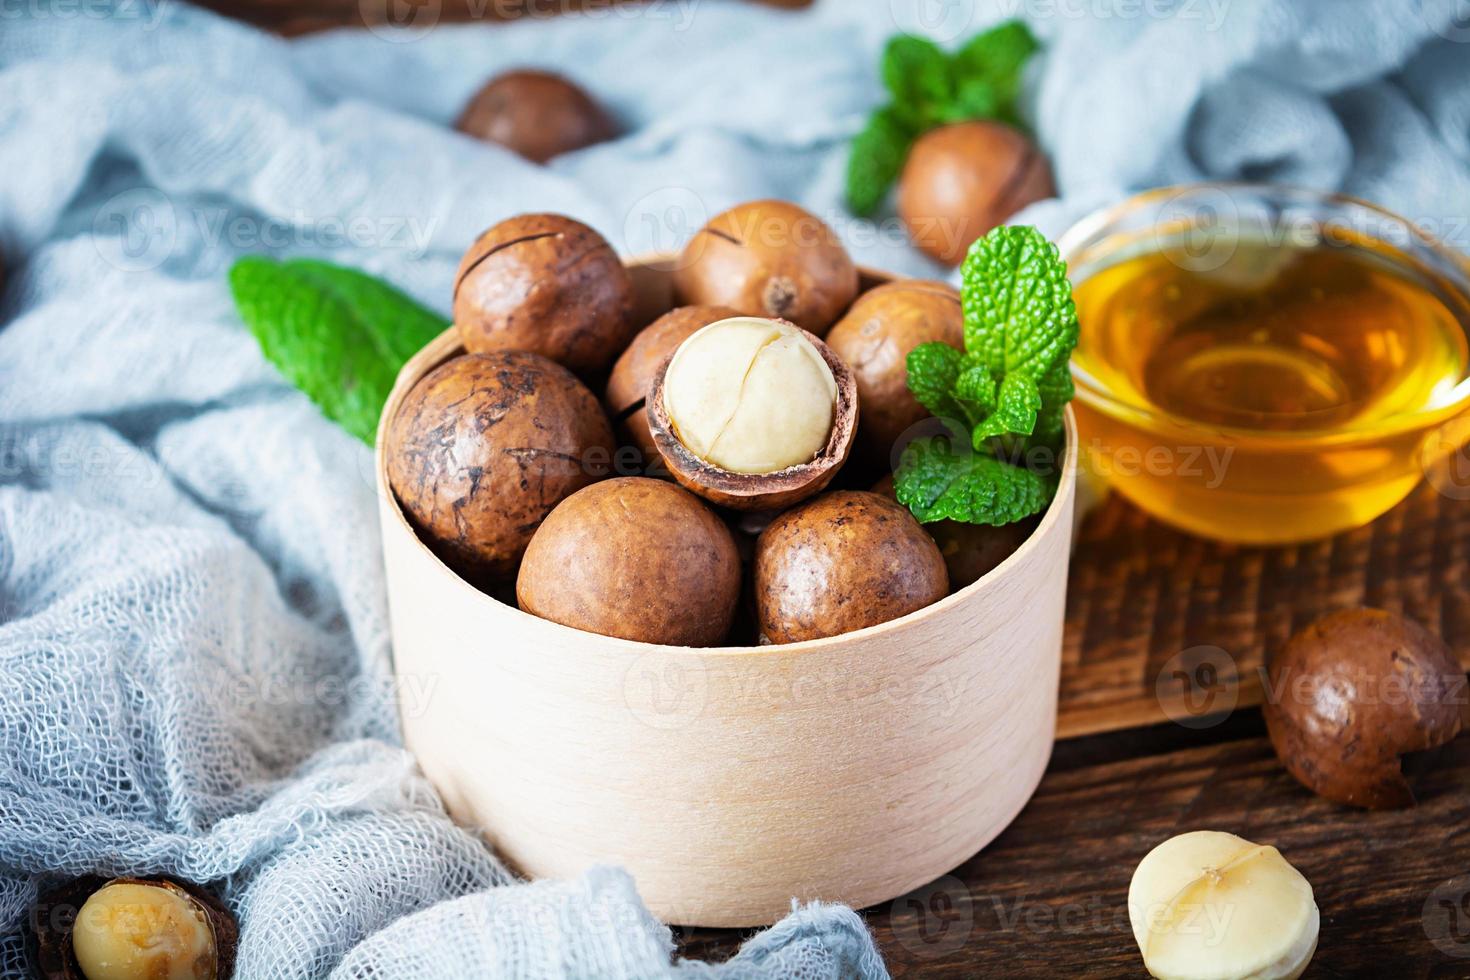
left=1062, top=186, right=1470, bottom=544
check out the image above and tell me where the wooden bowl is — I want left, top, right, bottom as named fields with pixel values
left=375, top=257, right=1078, bottom=927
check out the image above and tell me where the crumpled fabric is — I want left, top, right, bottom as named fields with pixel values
left=0, top=0, right=1465, bottom=977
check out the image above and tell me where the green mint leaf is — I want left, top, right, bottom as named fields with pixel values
left=895, top=435, right=1056, bottom=525
left=905, top=341, right=967, bottom=421
left=951, top=20, right=1038, bottom=126
left=845, top=106, right=915, bottom=216
left=1031, top=361, right=1074, bottom=448
left=229, top=256, right=449, bottom=445
left=940, top=78, right=1002, bottom=124
left=962, top=225, right=1079, bottom=380
left=952, top=359, right=997, bottom=423
left=974, top=371, right=1042, bottom=442
left=881, top=35, right=953, bottom=125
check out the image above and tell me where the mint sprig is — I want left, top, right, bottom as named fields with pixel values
left=845, top=20, right=1039, bottom=216
left=229, top=257, right=449, bottom=445
left=895, top=225, right=1078, bottom=527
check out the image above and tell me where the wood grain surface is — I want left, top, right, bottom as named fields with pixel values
left=1057, top=478, right=1470, bottom=739
left=677, top=711, right=1470, bottom=977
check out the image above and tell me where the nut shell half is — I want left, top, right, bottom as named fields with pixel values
left=385, top=351, right=612, bottom=580
left=29, top=876, right=237, bottom=980
left=1263, top=608, right=1469, bottom=809
left=517, top=477, right=740, bottom=646
left=826, top=280, right=964, bottom=464
left=755, top=490, right=948, bottom=643
left=454, top=213, right=636, bottom=378
left=456, top=70, right=617, bottom=164
left=672, top=200, right=859, bottom=335
left=605, top=305, right=741, bottom=461
left=645, top=322, right=858, bottom=511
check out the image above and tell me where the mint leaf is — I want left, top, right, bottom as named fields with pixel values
left=881, top=35, right=953, bottom=128
left=1031, top=362, right=1074, bottom=448
left=974, top=371, right=1042, bottom=442
left=953, top=359, right=997, bottom=423
left=229, top=256, right=448, bottom=445
left=951, top=20, right=1038, bottom=126
left=895, top=435, right=1056, bottom=525
left=845, top=107, right=915, bottom=216
left=941, top=78, right=1001, bottom=124
left=905, top=342, right=967, bottom=421
left=962, top=225, right=1078, bottom=380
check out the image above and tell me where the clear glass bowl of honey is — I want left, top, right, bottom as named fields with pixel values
left=1059, top=183, right=1470, bottom=544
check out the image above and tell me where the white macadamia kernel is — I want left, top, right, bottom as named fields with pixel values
left=662, top=316, right=837, bottom=474
left=1128, top=830, right=1318, bottom=980
left=72, top=882, right=217, bottom=980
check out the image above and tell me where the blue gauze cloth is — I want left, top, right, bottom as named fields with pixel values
left=1, top=1, right=1468, bottom=976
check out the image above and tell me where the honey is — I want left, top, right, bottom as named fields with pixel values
left=1064, top=190, right=1470, bottom=544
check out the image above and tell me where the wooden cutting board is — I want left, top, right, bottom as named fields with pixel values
left=1056, top=473, right=1470, bottom=739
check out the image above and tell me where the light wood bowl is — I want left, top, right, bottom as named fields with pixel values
left=375, top=257, right=1078, bottom=927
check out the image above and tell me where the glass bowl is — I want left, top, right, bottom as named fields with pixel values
left=1058, top=183, right=1470, bottom=544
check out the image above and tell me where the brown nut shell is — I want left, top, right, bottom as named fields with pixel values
left=385, top=351, right=612, bottom=580
left=827, top=280, right=964, bottom=464
left=645, top=322, right=858, bottom=511
left=871, top=473, right=1034, bottom=590
left=604, top=305, right=741, bottom=461
left=672, top=200, right=859, bottom=335
left=454, top=213, right=636, bottom=378
left=517, top=477, right=740, bottom=646
left=455, top=70, right=617, bottom=164
left=29, top=876, right=238, bottom=980
left=898, top=121, right=1054, bottom=265
left=1263, top=608, right=1469, bottom=809
left=755, top=490, right=948, bottom=643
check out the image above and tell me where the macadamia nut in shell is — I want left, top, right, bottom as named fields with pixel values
left=827, top=280, right=964, bottom=462
left=454, top=213, right=635, bottom=377
left=517, top=477, right=740, bottom=646
left=755, top=491, right=948, bottom=643
left=663, top=316, right=837, bottom=474
left=456, top=70, right=616, bottom=164
left=385, top=351, right=612, bottom=580
left=673, top=200, right=858, bottom=335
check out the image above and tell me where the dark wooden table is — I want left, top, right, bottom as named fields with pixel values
left=676, top=708, right=1470, bottom=976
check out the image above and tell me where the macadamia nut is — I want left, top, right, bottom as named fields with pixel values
left=663, top=317, right=837, bottom=474
left=72, top=881, right=217, bottom=980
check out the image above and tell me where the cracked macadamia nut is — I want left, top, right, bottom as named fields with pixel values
left=454, top=213, right=635, bottom=378
left=673, top=200, right=859, bottom=335
left=898, top=121, right=1054, bottom=266
left=1263, top=608, right=1468, bottom=809
left=385, top=351, right=612, bottom=580
left=456, top=70, right=617, bottom=164
left=605, top=305, right=741, bottom=461
left=72, top=881, right=218, bottom=980
left=517, top=477, right=740, bottom=645
left=827, top=280, right=964, bottom=462
left=664, top=316, right=837, bottom=474
left=755, top=491, right=948, bottom=643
